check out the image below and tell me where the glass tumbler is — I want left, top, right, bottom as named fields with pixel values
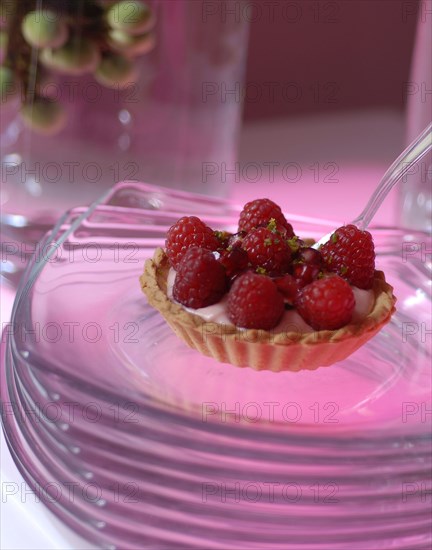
left=0, top=0, right=250, bottom=264
left=401, top=0, right=432, bottom=232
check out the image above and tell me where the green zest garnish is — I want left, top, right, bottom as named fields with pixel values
left=267, top=218, right=277, bottom=232
left=214, top=230, right=229, bottom=241
left=287, top=236, right=300, bottom=253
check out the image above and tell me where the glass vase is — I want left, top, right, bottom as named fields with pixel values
left=0, top=0, right=250, bottom=268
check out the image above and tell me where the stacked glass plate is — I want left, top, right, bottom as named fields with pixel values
left=1, top=182, right=431, bottom=549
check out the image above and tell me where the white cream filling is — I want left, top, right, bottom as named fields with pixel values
left=167, top=268, right=374, bottom=333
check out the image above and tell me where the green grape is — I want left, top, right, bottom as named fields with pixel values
left=106, top=1, right=155, bottom=35
left=0, top=30, right=7, bottom=64
left=40, top=37, right=101, bottom=76
left=37, top=72, right=60, bottom=100
left=108, top=29, right=155, bottom=57
left=20, top=98, right=66, bottom=135
left=22, top=10, right=69, bottom=49
left=94, top=54, right=136, bottom=89
left=0, top=65, right=18, bottom=105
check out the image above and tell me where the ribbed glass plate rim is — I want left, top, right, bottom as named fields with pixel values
left=5, top=182, right=432, bottom=447
left=2, top=332, right=432, bottom=550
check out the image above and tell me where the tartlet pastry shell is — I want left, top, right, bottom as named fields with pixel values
left=140, top=248, right=396, bottom=372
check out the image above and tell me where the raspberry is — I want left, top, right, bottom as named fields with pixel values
left=295, top=275, right=355, bottom=330
left=227, top=272, right=284, bottom=329
left=274, top=274, right=300, bottom=305
left=227, top=231, right=247, bottom=249
left=292, top=263, right=320, bottom=288
left=320, top=225, right=375, bottom=289
left=291, top=247, right=322, bottom=287
left=238, top=198, right=294, bottom=236
left=242, top=227, right=291, bottom=274
left=214, top=230, right=233, bottom=250
left=286, top=236, right=305, bottom=255
left=218, top=246, right=249, bottom=278
left=165, top=216, right=219, bottom=268
left=297, top=247, right=322, bottom=266
left=173, top=247, right=227, bottom=309
left=266, top=218, right=293, bottom=239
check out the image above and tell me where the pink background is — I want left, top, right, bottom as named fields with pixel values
left=244, top=0, right=419, bottom=120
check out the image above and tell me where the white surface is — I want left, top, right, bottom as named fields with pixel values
left=1, top=429, right=96, bottom=550
left=1, top=284, right=95, bottom=549
left=1, top=110, right=404, bottom=549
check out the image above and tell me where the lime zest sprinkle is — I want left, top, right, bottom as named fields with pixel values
left=267, top=218, right=277, bottom=232
left=287, top=236, right=300, bottom=253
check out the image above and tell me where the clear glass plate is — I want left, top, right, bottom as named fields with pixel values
left=1, top=182, right=431, bottom=550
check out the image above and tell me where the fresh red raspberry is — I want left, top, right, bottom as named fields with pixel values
left=227, top=231, right=247, bottom=249
left=165, top=216, right=219, bottom=268
left=266, top=218, right=294, bottom=239
left=218, top=246, right=249, bottom=278
left=242, top=227, right=291, bottom=274
left=227, top=272, right=284, bottom=329
left=238, top=198, right=294, bottom=236
left=173, top=247, right=227, bottom=309
left=320, top=225, right=375, bottom=289
left=292, top=263, right=321, bottom=288
left=287, top=236, right=305, bottom=256
left=295, top=275, right=355, bottom=330
left=214, top=230, right=233, bottom=250
left=274, top=274, right=300, bottom=305
left=297, top=247, right=322, bottom=266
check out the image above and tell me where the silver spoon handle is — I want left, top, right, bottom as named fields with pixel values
left=352, top=122, right=432, bottom=231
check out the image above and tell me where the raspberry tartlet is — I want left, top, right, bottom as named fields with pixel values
left=140, top=199, right=396, bottom=372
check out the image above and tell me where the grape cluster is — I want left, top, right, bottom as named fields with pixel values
left=0, top=0, right=156, bottom=135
